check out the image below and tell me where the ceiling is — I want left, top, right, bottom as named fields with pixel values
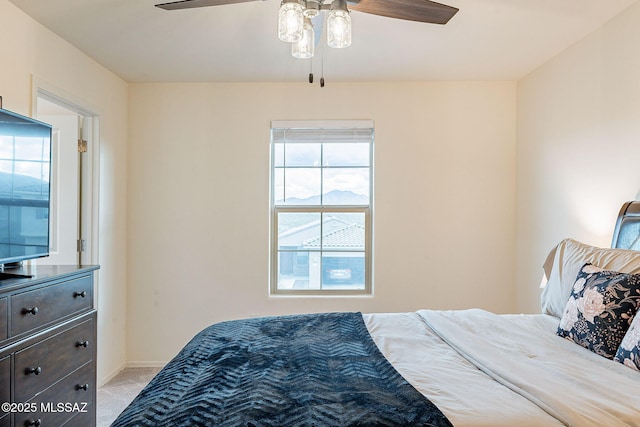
left=8, top=0, right=638, bottom=83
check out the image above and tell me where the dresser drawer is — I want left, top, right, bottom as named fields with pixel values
left=60, top=402, right=95, bottom=427
left=0, top=297, right=6, bottom=342
left=11, top=276, right=93, bottom=336
left=15, top=318, right=94, bottom=402
left=15, top=361, right=95, bottom=427
left=0, top=356, right=9, bottom=419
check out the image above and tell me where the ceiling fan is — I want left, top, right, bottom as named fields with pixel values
left=155, top=0, right=459, bottom=26
left=155, top=0, right=458, bottom=86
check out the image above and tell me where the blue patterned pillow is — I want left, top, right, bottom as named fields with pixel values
left=557, top=263, right=640, bottom=359
left=615, top=313, right=640, bottom=370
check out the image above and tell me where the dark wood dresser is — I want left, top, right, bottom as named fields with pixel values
left=0, top=265, right=99, bottom=427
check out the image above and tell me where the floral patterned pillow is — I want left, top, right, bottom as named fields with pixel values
left=615, top=314, right=640, bottom=370
left=557, top=263, right=640, bottom=359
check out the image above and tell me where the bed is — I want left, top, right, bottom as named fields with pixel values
left=112, top=212, right=640, bottom=426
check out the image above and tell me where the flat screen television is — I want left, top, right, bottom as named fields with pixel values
left=0, top=108, right=52, bottom=273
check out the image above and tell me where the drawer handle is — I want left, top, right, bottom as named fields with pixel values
left=25, top=366, right=42, bottom=376
left=22, top=307, right=39, bottom=315
left=73, top=290, right=87, bottom=298
left=25, top=419, right=42, bottom=427
left=76, top=340, right=90, bottom=348
left=76, top=383, right=89, bottom=391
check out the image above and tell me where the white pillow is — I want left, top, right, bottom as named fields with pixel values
left=541, top=238, right=640, bottom=318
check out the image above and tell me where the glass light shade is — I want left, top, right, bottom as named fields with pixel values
left=292, top=19, right=314, bottom=58
left=327, top=3, right=351, bottom=48
left=278, top=0, right=304, bottom=43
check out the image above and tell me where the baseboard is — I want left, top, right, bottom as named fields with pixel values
left=98, top=361, right=127, bottom=388
left=98, top=361, right=167, bottom=387
left=125, top=361, right=168, bottom=368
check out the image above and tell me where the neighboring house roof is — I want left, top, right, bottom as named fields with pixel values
left=0, top=171, right=49, bottom=198
left=303, top=222, right=364, bottom=249
left=279, top=216, right=364, bottom=250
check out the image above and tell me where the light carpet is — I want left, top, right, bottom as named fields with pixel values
left=97, top=367, right=161, bottom=427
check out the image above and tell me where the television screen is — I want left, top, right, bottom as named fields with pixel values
left=0, top=109, right=52, bottom=266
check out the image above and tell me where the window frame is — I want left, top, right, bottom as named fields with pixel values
left=269, top=120, right=374, bottom=296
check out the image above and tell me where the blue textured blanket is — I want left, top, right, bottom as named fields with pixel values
left=111, top=312, right=452, bottom=427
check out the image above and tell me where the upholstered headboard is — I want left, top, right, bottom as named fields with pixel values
left=612, top=201, right=640, bottom=250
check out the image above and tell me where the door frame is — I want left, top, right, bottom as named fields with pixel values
left=30, top=77, right=100, bottom=266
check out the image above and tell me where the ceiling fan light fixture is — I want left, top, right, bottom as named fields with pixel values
left=327, top=0, right=351, bottom=48
left=303, top=0, right=321, bottom=18
left=292, top=17, right=315, bottom=58
left=278, top=0, right=304, bottom=43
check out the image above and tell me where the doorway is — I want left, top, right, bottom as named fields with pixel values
left=32, top=86, right=99, bottom=266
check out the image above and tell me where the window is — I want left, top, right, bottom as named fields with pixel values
left=270, top=121, right=373, bottom=295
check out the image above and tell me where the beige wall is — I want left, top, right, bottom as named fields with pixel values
left=127, top=81, right=517, bottom=363
left=2, top=0, right=519, bottom=375
left=516, top=2, right=640, bottom=313
left=19, top=0, right=639, bottom=371
left=0, top=0, right=129, bottom=385
left=7, top=0, right=638, bottom=373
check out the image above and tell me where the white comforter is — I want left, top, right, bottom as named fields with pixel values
left=364, top=309, right=640, bottom=427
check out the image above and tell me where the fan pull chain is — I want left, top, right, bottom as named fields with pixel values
left=309, top=56, right=314, bottom=83
left=320, top=41, right=325, bottom=88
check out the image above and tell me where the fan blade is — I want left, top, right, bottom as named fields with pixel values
left=349, top=0, right=458, bottom=24
left=155, top=0, right=258, bottom=10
